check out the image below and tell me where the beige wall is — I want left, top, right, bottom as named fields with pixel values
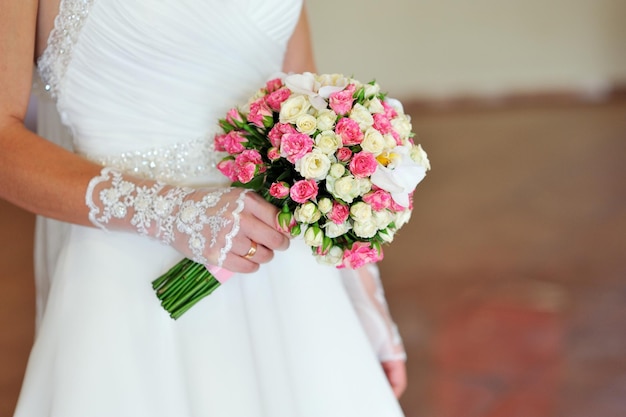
left=307, top=0, right=626, bottom=100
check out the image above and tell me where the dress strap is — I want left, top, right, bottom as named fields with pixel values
left=38, top=0, right=95, bottom=99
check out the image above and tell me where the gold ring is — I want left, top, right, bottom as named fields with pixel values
left=244, top=240, right=258, bottom=259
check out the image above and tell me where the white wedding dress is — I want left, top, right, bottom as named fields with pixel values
left=14, top=1, right=405, bottom=416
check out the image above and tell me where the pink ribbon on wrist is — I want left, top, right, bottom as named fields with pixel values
left=207, top=265, right=235, bottom=284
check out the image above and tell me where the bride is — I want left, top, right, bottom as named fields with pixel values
left=1, top=1, right=407, bottom=416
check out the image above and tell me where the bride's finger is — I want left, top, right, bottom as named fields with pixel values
left=220, top=252, right=259, bottom=274
left=245, top=192, right=292, bottom=238
left=240, top=209, right=290, bottom=252
left=230, top=237, right=274, bottom=264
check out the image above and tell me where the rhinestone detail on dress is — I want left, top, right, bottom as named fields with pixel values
left=37, top=0, right=94, bottom=99
left=85, top=136, right=225, bottom=184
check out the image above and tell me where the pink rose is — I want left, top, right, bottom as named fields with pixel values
left=289, top=179, right=318, bottom=203
left=328, top=201, right=349, bottom=224
left=372, top=113, right=392, bottom=135
left=335, top=118, right=363, bottom=146
left=225, top=108, right=243, bottom=126
left=236, top=163, right=257, bottom=184
left=362, top=189, right=392, bottom=211
left=328, top=84, right=356, bottom=116
left=280, top=132, right=314, bottom=163
left=268, top=123, right=297, bottom=148
left=215, top=131, right=247, bottom=154
left=266, top=87, right=291, bottom=112
left=267, top=147, right=281, bottom=161
left=336, top=147, right=353, bottom=162
left=247, top=98, right=273, bottom=128
left=214, top=133, right=227, bottom=152
left=235, top=149, right=264, bottom=165
left=266, top=78, right=283, bottom=93
left=382, top=100, right=398, bottom=119
left=269, top=181, right=290, bottom=199
left=216, top=158, right=237, bottom=182
left=348, top=151, right=378, bottom=178
left=234, top=149, right=265, bottom=184
left=389, top=196, right=408, bottom=212
left=340, top=242, right=383, bottom=269
left=391, top=129, right=402, bottom=145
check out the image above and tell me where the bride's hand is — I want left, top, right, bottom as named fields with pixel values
left=381, top=359, right=407, bottom=398
left=85, top=167, right=290, bottom=273
left=210, top=189, right=290, bottom=273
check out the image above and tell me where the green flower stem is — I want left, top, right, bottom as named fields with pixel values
left=153, top=259, right=196, bottom=296
left=165, top=274, right=211, bottom=312
left=160, top=262, right=205, bottom=301
left=171, top=280, right=221, bottom=319
left=152, top=258, right=223, bottom=320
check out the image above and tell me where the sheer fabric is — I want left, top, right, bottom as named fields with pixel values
left=340, top=264, right=406, bottom=362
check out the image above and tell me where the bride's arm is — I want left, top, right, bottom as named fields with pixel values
left=0, top=0, right=98, bottom=225
left=340, top=264, right=408, bottom=398
left=282, top=3, right=317, bottom=74
left=0, top=1, right=288, bottom=273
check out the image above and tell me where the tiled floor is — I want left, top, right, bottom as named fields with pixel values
left=1, top=99, right=625, bottom=416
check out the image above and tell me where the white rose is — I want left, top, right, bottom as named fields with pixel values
left=328, top=163, right=346, bottom=179
left=295, top=114, right=317, bottom=135
left=373, top=209, right=393, bottom=229
left=347, top=77, right=362, bottom=88
left=361, top=127, right=386, bottom=155
left=295, top=151, right=331, bottom=180
left=315, top=131, right=342, bottom=155
left=350, top=201, right=373, bottom=222
left=410, top=144, right=431, bottom=171
left=304, top=227, right=324, bottom=247
left=384, top=134, right=397, bottom=149
left=315, top=245, right=344, bottom=266
left=394, top=209, right=412, bottom=229
left=294, top=202, right=321, bottom=224
left=324, top=221, right=352, bottom=238
left=316, top=109, right=337, bottom=131
left=317, top=73, right=349, bottom=87
left=391, top=113, right=413, bottom=139
left=327, top=175, right=360, bottom=203
left=365, top=97, right=385, bottom=114
left=378, top=228, right=395, bottom=243
left=353, top=219, right=378, bottom=238
left=349, top=103, right=374, bottom=130
left=363, top=83, right=381, bottom=98
left=358, top=178, right=372, bottom=194
left=279, top=95, right=311, bottom=124
left=317, top=197, right=333, bottom=214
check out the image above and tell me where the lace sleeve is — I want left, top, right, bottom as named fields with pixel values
left=340, top=263, right=406, bottom=362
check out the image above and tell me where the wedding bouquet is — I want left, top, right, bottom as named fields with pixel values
left=153, top=72, right=430, bottom=319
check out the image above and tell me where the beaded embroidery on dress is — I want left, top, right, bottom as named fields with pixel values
left=37, top=0, right=93, bottom=99
left=15, top=1, right=406, bottom=416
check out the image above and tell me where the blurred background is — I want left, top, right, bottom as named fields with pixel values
left=1, top=1, right=625, bottom=416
